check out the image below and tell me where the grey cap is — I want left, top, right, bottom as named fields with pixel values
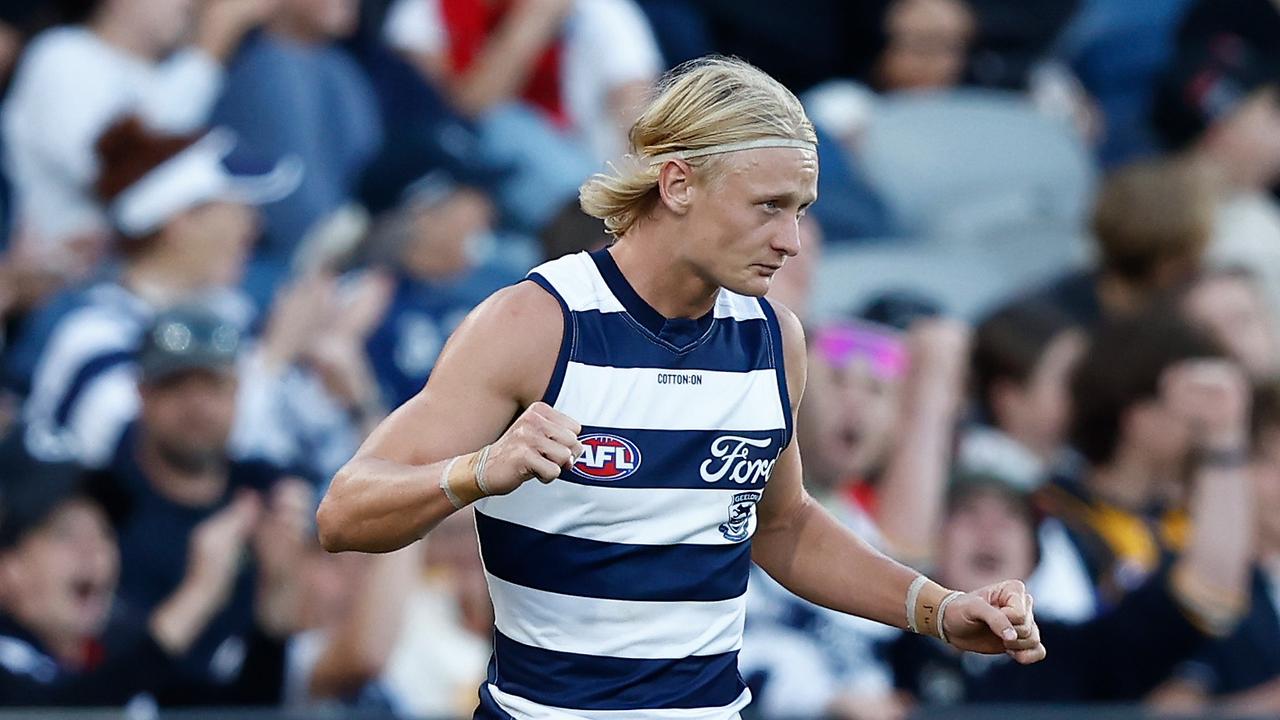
left=138, top=304, right=242, bottom=383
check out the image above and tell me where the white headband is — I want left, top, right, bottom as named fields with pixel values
left=645, top=137, right=817, bottom=165
left=110, top=129, right=303, bottom=237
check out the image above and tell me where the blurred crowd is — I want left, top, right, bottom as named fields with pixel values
left=0, top=0, right=1278, bottom=718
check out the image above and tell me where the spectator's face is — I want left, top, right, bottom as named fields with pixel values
left=679, top=148, right=817, bottom=299
left=114, top=0, right=197, bottom=51
left=403, top=189, right=494, bottom=279
left=166, top=201, right=258, bottom=287
left=939, top=488, right=1036, bottom=592
left=279, top=0, right=359, bottom=40
left=799, top=350, right=901, bottom=488
left=0, top=500, right=119, bottom=642
left=876, top=0, right=974, bottom=92
left=1252, top=427, right=1280, bottom=551
left=139, top=369, right=238, bottom=472
left=1126, top=395, right=1195, bottom=469
left=1184, top=275, right=1280, bottom=379
left=1213, top=88, right=1280, bottom=188
left=994, top=330, right=1084, bottom=459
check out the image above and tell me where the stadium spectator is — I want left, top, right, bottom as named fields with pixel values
left=101, top=305, right=309, bottom=705
left=382, top=0, right=656, bottom=234
left=0, top=425, right=259, bottom=705
left=211, top=0, right=383, bottom=291
left=962, top=300, right=1083, bottom=487
left=1039, top=311, right=1230, bottom=613
left=2, top=0, right=272, bottom=265
left=743, top=318, right=968, bottom=719
left=360, top=176, right=523, bottom=409
left=889, top=439, right=1253, bottom=704
left=383, top=0, right=661, bottom=163
left=1150, top=380, right=1280, bottom=716
left=1154, top=28, right=1280, bottom=333
left=1012, top=157, right=1214, bottom=329
left=17, top=117, right=298, bottom=469
left=1181, top=268, right=1280, bottom=381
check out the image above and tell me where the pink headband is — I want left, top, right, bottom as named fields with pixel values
left=814, top=321, right=908, bottom=379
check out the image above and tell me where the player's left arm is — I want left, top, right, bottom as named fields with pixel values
left=750, top=301, right=1046, bottom=663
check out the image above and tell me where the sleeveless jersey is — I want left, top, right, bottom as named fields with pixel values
left=472, top=249, right=792, bottom=719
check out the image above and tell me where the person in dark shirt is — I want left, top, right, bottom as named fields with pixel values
left=102, top=304, right=311, bottom=705
left=890, top=430, right=1253, bottom=706
left=0, top=425, right=250, bottom=706
left=361, top=175, right=522, bottom=409
left=1148, top=381, right=1280, bottom=717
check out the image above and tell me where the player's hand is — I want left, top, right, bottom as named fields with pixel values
left=941, top=579, right=1046, bottom=664
left=481, top=402, right=584, bottom=495
left=1161, top=360, right=1251, bottom=452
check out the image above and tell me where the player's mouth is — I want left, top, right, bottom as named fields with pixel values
left=752, top=263, right=783, bottom=275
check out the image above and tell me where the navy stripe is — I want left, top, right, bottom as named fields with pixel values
left=489, top=631, right=745, bottom=710
left=477, top=511, right=751, bottom=602
left=524, top=275, right=573, bottom=405
left=475, top=680, right=518, bottom=719
left=53, top=351, right=134, bottom=427
left=758, top=298, right=794, bottom=448
left=571, top=310, right=772, bottom=372
left=560, top=426, right=781, bottom=490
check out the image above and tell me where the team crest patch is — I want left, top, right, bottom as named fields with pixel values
left=571, top=434, right=642, bottom=481
left=719, top=491, right=762, bottom=542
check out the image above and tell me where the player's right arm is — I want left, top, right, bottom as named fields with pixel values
left=316, top=281, right=582, bottom=553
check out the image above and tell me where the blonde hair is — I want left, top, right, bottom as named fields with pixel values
left=579, top=56, right=817, bottom=237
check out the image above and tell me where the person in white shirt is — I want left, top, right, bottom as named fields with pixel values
left=2, top=0, right=272, bottom=268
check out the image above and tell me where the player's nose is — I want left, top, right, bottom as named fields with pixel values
left=772, top=222, right=802, bottom=258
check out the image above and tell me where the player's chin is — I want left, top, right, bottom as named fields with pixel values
left=730, top=274, right=772, bottom=298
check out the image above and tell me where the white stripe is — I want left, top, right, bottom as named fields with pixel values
left=529, top=252, right=625, bottom=314
left=477, top=482, right=760, bottom=546
left=486, top=573, right=746, bottom=659
left=487, top=684, right=750, bottom=720
left=713, top=291, right=766, bottom=321
left=556, top=364, right=784, bottom=431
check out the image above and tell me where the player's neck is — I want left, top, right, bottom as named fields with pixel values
left=607, top=238, right=718, bottom=320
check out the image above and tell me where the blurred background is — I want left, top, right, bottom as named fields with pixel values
left=0, top=0, right=1279, bottom=718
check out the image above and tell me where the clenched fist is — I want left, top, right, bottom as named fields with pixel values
left=480, top=402, right=584, bottom=495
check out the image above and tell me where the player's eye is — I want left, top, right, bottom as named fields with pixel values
left=760, top=200, right=781, bottom=213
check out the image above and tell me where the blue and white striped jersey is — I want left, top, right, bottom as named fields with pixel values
left=473, top=249, right=792, bottom=719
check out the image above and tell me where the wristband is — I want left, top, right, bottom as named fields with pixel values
left=935, top=590, right=965, bottom=644
left=438, top=450, right=488, bottom=509
left=905, top=575, right=953, bottom=639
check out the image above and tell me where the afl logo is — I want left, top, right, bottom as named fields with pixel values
left=571, top=434, right=642, bottom=481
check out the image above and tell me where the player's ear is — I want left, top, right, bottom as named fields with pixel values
left=656, top=159, right=694, bottom=216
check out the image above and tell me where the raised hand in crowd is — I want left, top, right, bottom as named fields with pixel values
left=149, top=490, right=262, bottom=655
left=877, top=318, right=971, bottom=567
left=252, top=478, right=314, bottom=638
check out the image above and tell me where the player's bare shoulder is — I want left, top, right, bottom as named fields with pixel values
left=435, top=280, right=566, bottom=405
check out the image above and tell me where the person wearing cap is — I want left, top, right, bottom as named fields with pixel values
left=1154, top=24, right=1280, bottom=334
left=95, top=304, right=310, bottom=705
left=0, top=425, right=261, bottom=706
left=318, top=57, right=1044, bottom=720
left=886, top=452, right=1253, bottom=705
left=17, top=115, right=300, bottom=471
left=1, top=0, right=275, bottom=261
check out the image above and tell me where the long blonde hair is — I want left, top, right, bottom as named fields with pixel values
left=579, top=56, right=817, bottom=237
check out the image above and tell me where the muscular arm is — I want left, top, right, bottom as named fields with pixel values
left=316, top=282, right=562, bottom=552
left=751, top=303, right=919, bottom=629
